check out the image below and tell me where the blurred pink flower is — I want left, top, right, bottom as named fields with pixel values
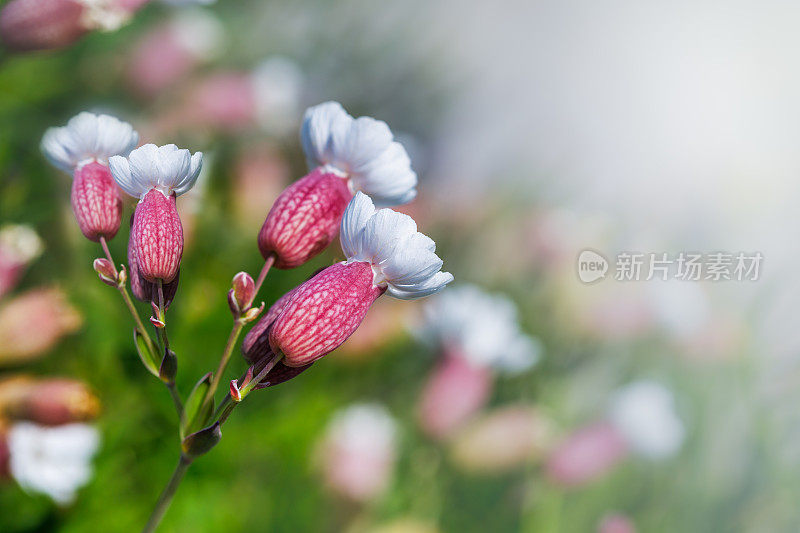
left=318, top=403, right=397, bottom=503
left=126, top=9, right=223, bottom=97
left=232, top=143, right=290, bottom=228
left=0, top=376, right=100, bottom=426
left=598, top=513, right=637, bottom=533
left=417, top=352, right=492, bottom=441
left=545, top=422, right=629, bottom=487
left=0, top=225, right=42, bottom=300
left=0, top=288, right=82, bottom=365
left=449, top=405, right=555, bottom=474
left=0, top=0, right=149, bottom=52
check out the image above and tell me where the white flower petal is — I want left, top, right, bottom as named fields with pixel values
left=340, top=191, right=375, bottom=259
left=108, top=155, right=137, bottom=197
left=387, top=271, right=454, bottom=300
left=360, top=209, right=417, bottom=265
left=299, top=103, right=416, bottom=207
left=349, top=141, right=417, bottom=206
left=382, top=246, right=443, bottom=286
left=41, top=112, right=138, bottom=172
left=112, top=143, right=202, bottom=198
left=301, top=102, right=352, bottom=168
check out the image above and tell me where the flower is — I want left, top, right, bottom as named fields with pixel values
left=42, top=112, right=139, bottom=242
left=449, top=405, right=555, bottom=474
left=417, top=354, right=491, bottom=440
left=0, top=288, right=82, bottom=366
left=265, top=192, right=452, bottom=366
left=0, top=0, right=147, bottom=52
left=110, top=144, right=202, bottom=282
left=8, top=422, right=100, bottom=505
left=0, top=225, right=42, bottom=299
left=257, top=102, right=417, bottom=269
left=126, top=8, right=224, bottom=96
left=545, top=422, right=629, bottom=487
left=0, top=376, right=100, bottom=426
left=318, top=403, right=397, bottom=502
left=607, top=381, right=685, bottom=460
left=415, top=284, right=541, bottom=374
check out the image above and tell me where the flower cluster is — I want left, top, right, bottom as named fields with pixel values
left=40, top=101, right=452, bottom=528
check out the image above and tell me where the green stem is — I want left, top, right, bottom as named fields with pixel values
left=200, top=320, right=244, bottom=417
left=141, top=455, right=192, bottom=533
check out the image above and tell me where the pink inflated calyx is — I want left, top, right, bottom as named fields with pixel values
left=269, top=261, right=385, bottom=367
left=131, top=189, right=183, bottom=283
left=71, top=161, right=122, bottom=242
left=0, top=0, right=86, bottom=52
left=128, top=224, right=179, bottom=307
left=257, top=168, right=352, bottom=269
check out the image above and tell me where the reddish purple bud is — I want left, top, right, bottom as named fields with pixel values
left=131, top=189, right=183, bottom=283
left=257, top=168, right=352, bottom=269
left=417, top=354, right=492, bottom=440
left=149, top=316, right=165, bottom=328
left=93, top=258, right=117, bottom=286
left=229, top=271, right=255, bottom=315
left=0, top=0, right=87, bottom=52
left=269, top=261, right=384, bottom=367
left=71, top=162, right=122, bottom=242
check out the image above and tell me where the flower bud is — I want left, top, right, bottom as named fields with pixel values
left=0, top=376, right=100, bottom=425
left=0, top=289, right=82, bottom=366
left=93, top=258, right=118, bottom=286
left=182, top=422, right=221, bottom=458
left=228, top=271, right=255, bottom=315
left=257, top=168, right=351, bottom=269
left=71, top=162, right=123, bottom=242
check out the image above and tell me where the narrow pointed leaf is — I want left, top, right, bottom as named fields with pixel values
left=180, top=372, right=213, bottom=439
left=134, top=329, right=160, bottom=377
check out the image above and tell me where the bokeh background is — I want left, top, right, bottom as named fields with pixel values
left=1, top=0, right=799, bottom=531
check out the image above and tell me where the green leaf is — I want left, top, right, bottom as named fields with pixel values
left=134, top=329, right=160, bottom=377
left=181, top=372, right=213, bottom=439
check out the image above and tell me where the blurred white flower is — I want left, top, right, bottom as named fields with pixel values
left=41, top=112, right=139, bottom=172
left=415, top=284, right=541, bottom=374
left=251, top=57, right=304, bottom=135
left=9, top=422, right=100, bottom=505
left=608, top=381, right=685, bottom=460
left=319, top=403, right=398, bottom=502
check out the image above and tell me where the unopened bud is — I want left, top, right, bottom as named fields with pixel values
left=159, top=349, right=177, bottom=385
left=228, top=271, right=255, bottom=316
left=117, top=264, right=127, bottom=285
left=149, top=316, right=165, bottom=329
left=230, top=379, right=242, bottom=402
left=93, top=258, right=118, bottom=286
left=181, top=422, right=221, bottom=458
left=240, top=302, right=264, bottom=324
